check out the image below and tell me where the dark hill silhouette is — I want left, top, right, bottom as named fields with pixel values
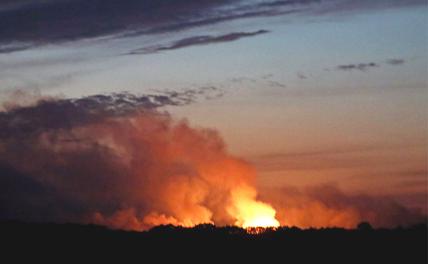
left=1, top=221, right=426, bottom=263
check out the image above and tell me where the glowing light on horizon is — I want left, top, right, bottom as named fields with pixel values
left=228, top=185, right=280, bottom=229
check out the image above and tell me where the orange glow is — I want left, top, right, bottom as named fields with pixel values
left=228, top=185, right=280, bottom=228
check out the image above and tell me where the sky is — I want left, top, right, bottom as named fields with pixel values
left=0, top=0, right=427, bottom=228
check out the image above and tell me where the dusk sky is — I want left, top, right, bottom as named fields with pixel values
left=0, top=0, right=427, bottom=229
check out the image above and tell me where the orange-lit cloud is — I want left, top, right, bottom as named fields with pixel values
left=0, top=93, right=279, bottom=230
left=261, top=185, right=425, bottom=228
left=0, top=93, right=424, bottom=230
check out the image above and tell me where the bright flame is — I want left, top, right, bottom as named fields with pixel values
left=228, top=185, right=280, bottom=228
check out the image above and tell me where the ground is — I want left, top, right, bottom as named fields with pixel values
left=1, top=221, right=426, bottom=263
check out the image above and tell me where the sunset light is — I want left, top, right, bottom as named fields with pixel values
left=0, top=0, right=426, bottom=262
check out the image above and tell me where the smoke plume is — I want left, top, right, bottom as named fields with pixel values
left=0, top=92, right=276, bottom=230
left=0, top=92, right=424, bottom=230
left=261, top=185, right=426, bottom=228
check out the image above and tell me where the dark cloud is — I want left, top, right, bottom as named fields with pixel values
left=267, top=80, right=287, bottom=88
left=297, top=72, right=307, bottom=79
left=386, top=58, right=406, bottom=65
left=0, top=0, right=228, bottom=40
left=229, top=75, right=288, bottom=88
left=2, top=0, right=423, bottom=53
left=230, top=76, right=258, bottom=83
left=0, top=91, right=260, bottom=230
left=334, top=58, right=407, bottom=72
left=0, top=159, right=106, bottom=222
left=336, top=62, right=379, bottom=71
left=127, top=30, right=269, bottom=55
left=256, top=0, right=321, bottom=8
left=0, top=92, right=180, bottom=138
left=315, top=0, right=427, bottom=14
left=0, top=87, right=226, bottom=139
left=134, top=9, right=301, bottom=37
left=0, top=92, right=162, bottom=223
left=150, top=86, right=224, bottom=102
left=0, top=0, right=308, bottom=53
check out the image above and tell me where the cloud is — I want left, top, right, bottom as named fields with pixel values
left=0, top=91, right=274, bottom=230
left=127, top=30, right=269, bottom=55
left=261, top=184, right=426, bottom=228
left=0, top=0, right=227, bottom=41
left=386, top=58, right=406, bottom=65
left=1, top=92, right=424, bottom=229
left=314, top=0, right=427, bottom=14
left=2, top=0, right=424, bottom=53
left=256, top=0, right=321, bottom=8
left=250, top=144, right=426, bottom=174
left=333, top=58, right=407, bottom=72
left=0, top=88, right=227, bottom=138
left=0, top=92, right=183, bottom=136
left=0, top=0, right=308, bottom=53
left=251, top=144, right=427, bottom=224
left=228, top=74, right=288, bottom=90
left=0, top=43, right=32, bottom=54
left=297, top=72, right=307, bottom=79
left=336, top=62, right=379, bottom=71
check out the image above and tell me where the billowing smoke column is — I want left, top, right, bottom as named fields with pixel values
left=0, top=92, right=424, bottom=230
left=0, top=92, right=279, bottom=230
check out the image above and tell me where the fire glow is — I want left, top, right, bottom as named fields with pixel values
left=142, top=184, right=281, bottom=229
left=228, top=186, right=280, bottom=228
left=5, top=94, right=414, bottom=231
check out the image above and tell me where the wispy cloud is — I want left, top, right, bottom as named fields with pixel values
left=386, top=58, right=406, bottom=65
left=249, top=144, right=424, bottom=171
left=336, top=62, right=379, bottom=71
left=127, top=30, right=270, bottom=55
left=0, top=0, right=308, bottom=53
left=334, top=58, right=407, bottom=72
left=314, top=0, right=427, bottom=14
left=1, top=0, right=425, bottom=53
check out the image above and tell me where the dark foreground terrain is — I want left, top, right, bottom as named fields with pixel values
left=1, top=221, right=426, bottom=263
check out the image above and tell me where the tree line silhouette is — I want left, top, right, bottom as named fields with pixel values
left=1, top=221, right=426, bottom=263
